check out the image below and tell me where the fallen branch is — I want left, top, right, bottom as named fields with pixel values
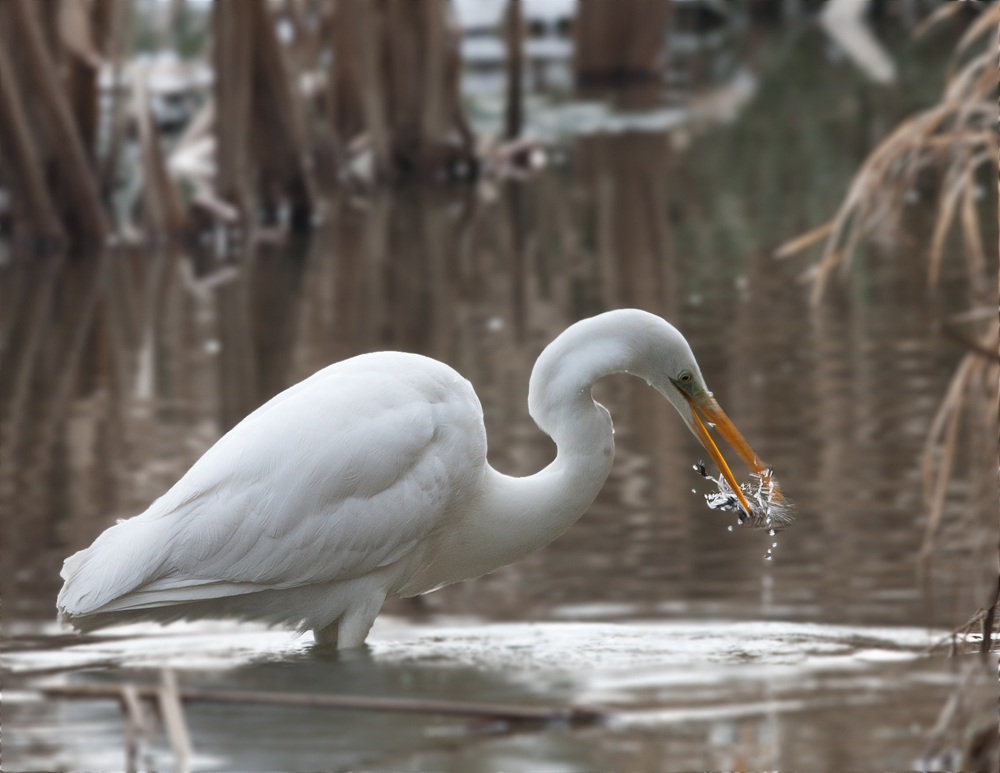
left=39, top=683, right=606, bottom=725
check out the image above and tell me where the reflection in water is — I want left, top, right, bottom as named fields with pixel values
left=0, top=98, right=987, bottom=632
left=0, top=22, right=994, bottom=772
left=0, top=619, right=972, bottom=772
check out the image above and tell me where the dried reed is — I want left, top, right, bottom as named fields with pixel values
left=920, top=656, right=998, bottom=771
left=918, top=314, right=998, bottom=616
left=776, top=4, right=998, bottom=624
left=775, top=3, right=998, bottom=302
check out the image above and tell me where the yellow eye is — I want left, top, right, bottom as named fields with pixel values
left=679, top=372, right=692, bottom=384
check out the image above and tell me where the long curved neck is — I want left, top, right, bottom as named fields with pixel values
left=465, top=316, right=655, bottom=574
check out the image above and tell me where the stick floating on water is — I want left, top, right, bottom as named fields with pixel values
left=38, top=683, right=606, bottom=725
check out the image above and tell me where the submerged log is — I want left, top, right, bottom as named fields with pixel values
left=40, top=682, right=606, bottom=725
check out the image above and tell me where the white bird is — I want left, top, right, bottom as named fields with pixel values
left=58, top=309, right=775, bottom=648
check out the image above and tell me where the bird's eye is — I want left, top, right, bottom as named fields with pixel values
left=678, top=371, right=692, bottom=384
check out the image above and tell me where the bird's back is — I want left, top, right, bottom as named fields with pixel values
left=57, top=352, right=487, bottom=633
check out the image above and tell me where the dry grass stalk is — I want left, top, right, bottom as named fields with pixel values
left=910, top=1, right=967, bottom=41
left=918, top=319, right=998, bottom=590
left=920, top=656, right=999, bottom=771
left=775, top=3, right=998, bottom=302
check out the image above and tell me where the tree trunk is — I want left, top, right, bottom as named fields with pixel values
left=2, top=0, right=112, bottom=246
left=504, top=0, right=524, bottom=140
left=331, top=0, right=474, bottom=179
left=213, top=0, right=314, bottom=228
left=0, top=29, right=65, bottom=244
left=574, top=0, right=672, bottom=82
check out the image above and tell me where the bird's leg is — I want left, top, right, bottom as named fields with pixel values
left=313, top=621, right=339, bottom=649
left=335, top=592, right=386, bottom=649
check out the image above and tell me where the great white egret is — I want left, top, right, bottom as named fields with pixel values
left=58, top=309, right=781, bottom=648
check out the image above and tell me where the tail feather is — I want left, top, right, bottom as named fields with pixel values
left=57, top=516, right=277, bottom=630
left=57, top=517, right=169, bottom=619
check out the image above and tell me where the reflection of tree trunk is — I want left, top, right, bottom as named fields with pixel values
left=39, top=253, right=109, bottom=444
left=251, top=237, right=311, bottom=403
left=0, top=251, right=107, bottom=609
left=215, top=246, right=260, bottom=432
left=504, top=183, right=528, bottom=343
left=577, top=133, right=675, bottom=315
left=574, top=0, right=671, bottom=82
left=329, top=198, right=369, bottom=360
left=807, top=299, right=861, bottom=623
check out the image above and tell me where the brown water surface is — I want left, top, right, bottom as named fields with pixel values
left=1, top=21, right=995, bottom=773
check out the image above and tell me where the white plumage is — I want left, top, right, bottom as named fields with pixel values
left=58, top=309, right=776, bottom=648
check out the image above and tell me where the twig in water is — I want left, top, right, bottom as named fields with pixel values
left=158, top=669, right=193, bottom=772
left=118, top=683, right=147, bottom=773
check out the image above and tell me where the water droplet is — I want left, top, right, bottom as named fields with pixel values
left=768, top=529, right=775, bottom=536
left=772, top=542, right=778, bottom=548
left=765, top=555, right=773, bottom=561
left=727, top=525, right=733, bottom=532
left=691, top=488, right=697, bottom=494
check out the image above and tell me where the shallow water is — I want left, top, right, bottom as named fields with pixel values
left=1, top=15, right=996, bottom=773
left=1, top=617, right=979, bottom=771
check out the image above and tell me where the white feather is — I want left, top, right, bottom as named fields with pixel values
left=59, top=352, right=486, bottom=641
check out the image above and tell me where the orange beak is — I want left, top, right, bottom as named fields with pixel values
left=676, top=389, right=781, bottom=514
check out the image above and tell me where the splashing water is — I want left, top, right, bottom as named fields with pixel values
left=692, top=461, right=795, bottom=531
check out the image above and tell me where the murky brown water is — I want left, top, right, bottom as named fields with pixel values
left=2, top=20, right=996, bottom=773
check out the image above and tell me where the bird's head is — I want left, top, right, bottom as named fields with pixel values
left=642, top=322, right=783, bottom=516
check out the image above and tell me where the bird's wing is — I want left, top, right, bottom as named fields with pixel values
left=58, top=354, right=486, bottom=616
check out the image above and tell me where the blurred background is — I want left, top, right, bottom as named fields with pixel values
left=1, top=0, right=997, bottom=770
